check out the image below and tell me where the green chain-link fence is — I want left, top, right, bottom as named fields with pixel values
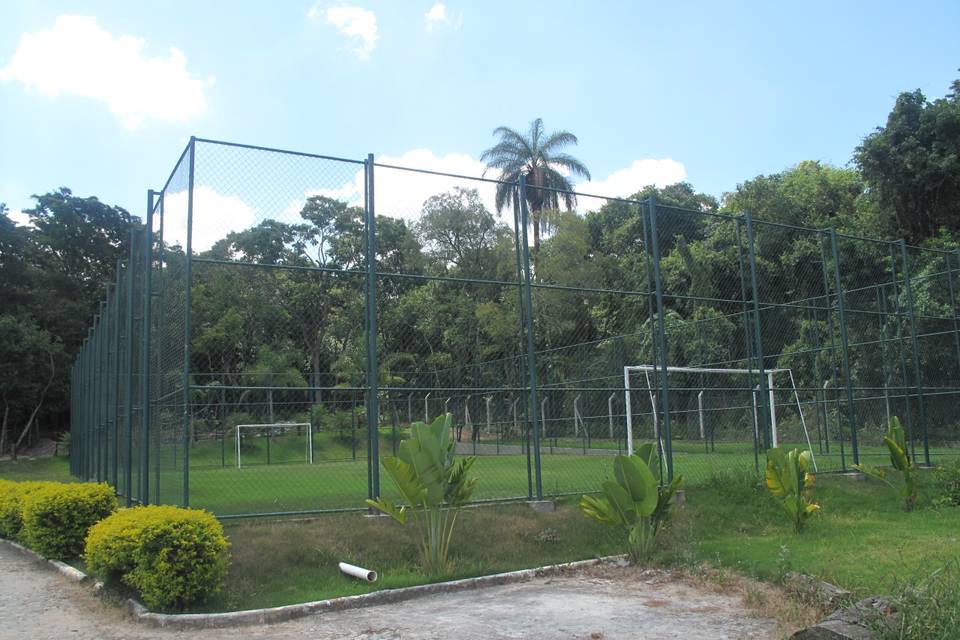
left=70, top=137, right=960, bottom=517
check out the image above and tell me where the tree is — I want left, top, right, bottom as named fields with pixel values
left=855, top=76, right=960, bottom=243
left=0, top=315, right=64, bottom=457
left=481, top=118, right=591, bottom=253
left=0, top=189, right=134, bottom=437
left=416, top=188, right=506, bottom=278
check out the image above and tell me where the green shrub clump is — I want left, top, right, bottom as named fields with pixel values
left=85, top=505, right=230, bottom=611
left=932, top=460, right=960, bottom=508
left=19, top=482, right=117, bottom=559
left=0, top=480, right=60, bottom=539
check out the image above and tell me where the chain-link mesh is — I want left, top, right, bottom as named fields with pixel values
left=69, top=138, right=960, bottom=516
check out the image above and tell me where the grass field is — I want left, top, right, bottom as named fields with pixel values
left=184, top=473, right=960, bottom=615
left=0, top=456, right=74, bottom=482
left=8, top=433, right=957, bottom=517
left=180, top=432, right=959, bottom=516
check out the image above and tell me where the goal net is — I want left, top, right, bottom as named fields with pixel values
left=235, top=422, right=313, bottom=469
left=623, top=365, right=816, bottom=470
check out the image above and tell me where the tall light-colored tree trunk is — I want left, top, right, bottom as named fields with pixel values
left=11, top=352, right=55, bottom=460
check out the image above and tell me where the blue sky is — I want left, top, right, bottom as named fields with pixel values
left=1, top=0, right=958, bottom=226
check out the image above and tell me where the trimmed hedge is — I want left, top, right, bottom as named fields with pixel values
left=0, top=480, right=59, bottom=539
left=85, top=505, right=230, bottom=611
left=20, top=483, right=117, bottom=559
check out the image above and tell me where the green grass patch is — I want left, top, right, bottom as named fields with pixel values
left=201, top=499, right=621, bottom=612
left=672, top=470, right=960, bottom=595
left=193, top=472, right=960, bottom=613
left=0, top=456, right=73, bottom=483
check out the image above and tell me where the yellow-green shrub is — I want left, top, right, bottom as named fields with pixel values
left=20, top=483, right=117, bottom=559
left=0, top=481, right=62, bottom=539
left=85, top=505, right=230, bottom=611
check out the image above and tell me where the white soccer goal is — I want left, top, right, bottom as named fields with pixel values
left=623, top=365, right=816, bottom=470
left=235, top=422, right=313, bottom=469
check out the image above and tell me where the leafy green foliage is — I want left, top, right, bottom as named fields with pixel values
left=579, top=443, right=683, bottom=563
left=854, top=417, right=917, bottom=511
left=19, top=482, right=117, bottom=558
left=932, top=460, right=960, bottom=509
left=365, top=413, right=477, bottom=575
left=856, top=77, right=960, bottom=243
left=1, top=191, right=132, bottom=440
left=84, top=505, right=230, bottom=611
left=764, top=447, right=820, bottom=533
left=0, top=480, right=59, bottom=538
left=875, top=560, right=960, bottom=640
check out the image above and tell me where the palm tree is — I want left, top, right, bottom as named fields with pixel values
left=481, top=118, right=591, bottom=253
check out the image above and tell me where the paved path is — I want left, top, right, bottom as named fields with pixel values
left=0, top=543, right=780, bottom=639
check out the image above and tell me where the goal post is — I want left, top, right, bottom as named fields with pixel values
left=623, top=365, right=816, bottom=470
left=235, top=422, right=313, bottom=469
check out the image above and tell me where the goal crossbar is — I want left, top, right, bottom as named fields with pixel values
left=236, top=423, right=313, bottom=469
left=623, top=365, right=816, bottom=470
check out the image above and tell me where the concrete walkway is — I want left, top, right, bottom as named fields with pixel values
left=0, top=542, right=779, bottom=640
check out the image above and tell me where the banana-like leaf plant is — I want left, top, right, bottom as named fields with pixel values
left=854, top=417, right=917, bottom=511
left=765, top=447, right=820, bottom=533
left=365, top=413, right=477, bottom=575
left=579, top=443, right=683, bottom=563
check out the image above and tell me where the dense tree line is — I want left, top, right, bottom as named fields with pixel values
left=2, top=76, right=958, bottom=452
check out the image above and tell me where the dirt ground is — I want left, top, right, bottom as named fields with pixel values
left=1, top=542, right=789, bottom=640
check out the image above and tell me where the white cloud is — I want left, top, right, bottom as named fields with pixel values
left=284, top=149, right=501, bottom=225
left=0, top=15, right=211, bottom=128
left=7, top=210, right=32, bottom=227
left=574, top=159, right=687, bottom=204
left=424, top=3, right=462, bottom=31
left=163, top=186, right=257, bottom=252
left=283, top=153, right=688, bottom=226
left=309, top=5, right=379, bottom=60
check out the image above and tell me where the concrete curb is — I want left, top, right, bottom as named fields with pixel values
left=125, top=555, right=624, bottom=630
left=1, top=539, right=90, bottom=583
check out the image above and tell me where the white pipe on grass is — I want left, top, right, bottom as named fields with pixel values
left=338, top=562, right=378, bottom=583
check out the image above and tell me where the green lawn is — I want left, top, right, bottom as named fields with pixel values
left=198, top=474, right=960, bottom=613
left=675, top=471, right=960, bottom=594
left=0, top=456, right=74, bottom=482
left=31, top=431, right=958, bottom=517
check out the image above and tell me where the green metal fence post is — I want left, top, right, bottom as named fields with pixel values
left=638, top=199, right=664, bottom=478
left=83, top=330, right=91, bottom=479
left=817, top=235, right=845, bottom=468
left=518, top=175, right=543, bottom=498
left=154, top=192, right=166, bottom=503
left=98, top=304, right=107, bottom=482
left=182, top=139, right=196, bottom=507
left=946, top=249, right=960, bottom=378
left=647, top=196, right=674, bottom=482
left=887, top=244, right=916, bottom=460
left=140, top=192, right=154, bottom=504
left=744, top=213, right=771, bottom=451
left=734, top=219, right=760, bottom=471
left=828, top=228, right=859, bottom=466
left=898, top=240, right=929, bottom=466
left=509, top=187, right=533, bottom=499
left=123, top=230, right=135, bottom=505
left=364, top=153, right=380, bottom=500
left=111, top=270, right=122, bottom=490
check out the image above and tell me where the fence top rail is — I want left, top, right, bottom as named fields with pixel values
left=193, top=137, right=366, bottom=165
left=625, top=365, right=792, bottom=375
left=159, top=140, right=192, bottom=195
left=373, top=161, right=516, bottom=186
left=150, top=136, right=953, bottom=258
